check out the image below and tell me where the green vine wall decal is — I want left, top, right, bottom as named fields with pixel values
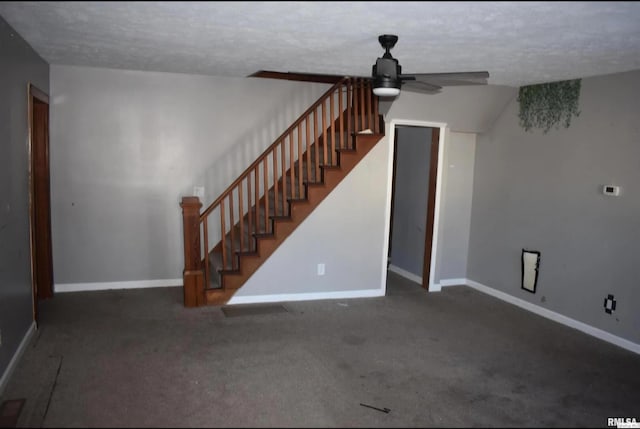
left=517, top=79, right=582, bottom=133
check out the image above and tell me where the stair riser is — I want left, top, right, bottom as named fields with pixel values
left=205, top=288, right=235, bottom=305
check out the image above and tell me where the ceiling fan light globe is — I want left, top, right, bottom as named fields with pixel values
left=373, top=87, right=400, bottom=97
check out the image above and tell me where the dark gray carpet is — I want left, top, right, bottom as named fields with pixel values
left=221, top=304, right=289, bottom=318
left=2, top=271, right=639, bottom=428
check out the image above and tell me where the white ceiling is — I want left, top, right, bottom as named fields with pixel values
left=1, top=1, right=640, bottom=87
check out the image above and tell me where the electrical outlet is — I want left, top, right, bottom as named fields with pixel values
left=317, top=263, right=325, bottom=276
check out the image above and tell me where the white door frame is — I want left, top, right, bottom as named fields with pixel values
left=381, top=119, right=448, bottom=292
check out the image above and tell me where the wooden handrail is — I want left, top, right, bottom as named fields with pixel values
left=201, top=76, right=355, bottom=220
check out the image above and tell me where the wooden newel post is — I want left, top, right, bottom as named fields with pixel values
left=181, top=196, right=204, bottom=307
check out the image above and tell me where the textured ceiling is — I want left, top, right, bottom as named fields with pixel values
left=1, top=1, right=640, bottom=87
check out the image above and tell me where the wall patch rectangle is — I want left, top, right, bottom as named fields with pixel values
left=522, top=249, right=540, bottom=293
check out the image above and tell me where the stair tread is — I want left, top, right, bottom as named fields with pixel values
left=236, top=250, right=259, bottom=256
left=270, top=215, right=292, bottom=221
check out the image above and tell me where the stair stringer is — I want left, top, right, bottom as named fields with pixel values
left=225, top=133, right=391, bottom=304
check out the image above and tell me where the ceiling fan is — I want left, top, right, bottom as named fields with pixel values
left=250, top=34, right=490, bottom=97
left=371, top=34, right=490, bottom=97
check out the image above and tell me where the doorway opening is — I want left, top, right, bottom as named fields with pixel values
left=386, top=122, right=442, bottom=291
left=28, top=84, right=54, bottom=326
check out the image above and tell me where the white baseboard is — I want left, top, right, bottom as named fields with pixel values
left=388, top=264, right=422, bottom=285
left=55, top=278, right=182, bottom=293
left=228, top=288, right=384, bottom=305
left=388, top=264, right=444, bottom=292
left=465, top=279, right=640, bottom=355
left=0, top=322, right=36, bottom=397
left=440, top=278, right=467, bottom=287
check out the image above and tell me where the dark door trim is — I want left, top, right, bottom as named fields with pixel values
left=28, top=83, right=54, bottom=325
left=387, top=130, right=400, bottom=267
left=421, top=127, right=440, bottom=289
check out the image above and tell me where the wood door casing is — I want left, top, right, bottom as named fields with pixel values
left=421, top=127, right=440, bottom=289
left=387, top=131, right=400, bottom=264
left=29, top=84, right=54, bottom=325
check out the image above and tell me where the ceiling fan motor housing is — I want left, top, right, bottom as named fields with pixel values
left=372, top=57, right=402, bottom=91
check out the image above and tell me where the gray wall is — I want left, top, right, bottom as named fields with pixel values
left=0, top=16, right=49, bottom=381
left=438, top=132, right=476, bottom=280
left=468, top=70, right=640, bottom=344
left=50, top=65, right=329, bottom=285
left=389, top=126, right=431, bottom=277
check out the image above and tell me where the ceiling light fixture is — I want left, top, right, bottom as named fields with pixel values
left=372, top=68, right=401, bottom=97
left=372, top=85, right=400, bottom=97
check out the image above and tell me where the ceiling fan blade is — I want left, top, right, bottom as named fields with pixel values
left=401, top=80, right=442, bottom=94
left=411, top=71, right=489, bottom=79
left=249, top=70, right=347, bottom=84
left=410, top=71, right=490, bottom=86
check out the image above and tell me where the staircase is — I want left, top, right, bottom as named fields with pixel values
left=180, top=77, right=385, bottom=307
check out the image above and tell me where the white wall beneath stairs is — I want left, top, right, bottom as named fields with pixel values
left=232, top=133, right=390, bottom=301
